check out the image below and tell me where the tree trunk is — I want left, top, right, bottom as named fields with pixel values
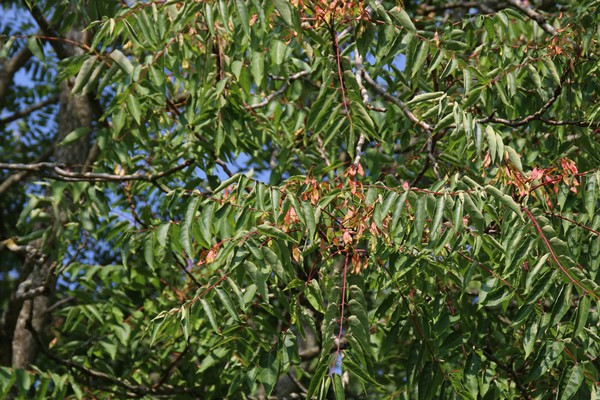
left=10, top=27, right=94, bottom=369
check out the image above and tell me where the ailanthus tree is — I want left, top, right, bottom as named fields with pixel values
left=1, top=0, right=599, bottom=398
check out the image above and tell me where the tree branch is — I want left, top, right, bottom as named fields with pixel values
left=362, top=71, right=433, bottom=132
left=478, top=68, right=600, bottom=129
left=0, top=146, right=55, bottom=196
left=25, top=317, right=204, bottom=397
left=23, top=1, right=69, bottom=59
left=248, top=70, right=310, bottom=109
left=362, top=70, right=441, bottom=184
left=505, top=0, right=558, bottom=37
left=352, top=52, right=369, bottom=165
left=0, top=95, right=59, bottom=127
left=0, top=45, right=33, bottom=102
left=420, top=2, right=495, bottom=14
left=0, top=158, right=196, bottom=183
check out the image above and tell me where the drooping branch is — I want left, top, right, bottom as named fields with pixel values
left=522, top=206, right=599, bottom=300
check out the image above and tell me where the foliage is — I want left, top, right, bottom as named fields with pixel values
left=1, top=0, right=599, bottom=398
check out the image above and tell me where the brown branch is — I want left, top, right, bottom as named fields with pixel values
left=0, top=46, right=33, bottom=101
left=0, top=95, right=59, bottom=127
left=0, top=158, right=195, bottom=183
left=504, top=0, right=558, bottom=37
left=0, top=146, right=54, bottom=196
left=420, top=2, right=495, bottom=14
left=480, top=346, right=532, bottom=400
left=479, top=68, right=573, bottom=127
left=215, top=158, right=234, bottom=177
left=537, top=118, right=600, bottom=128
left=521, top=206, right=598, bottom=300
left=23, top=1, right=69, bottom=59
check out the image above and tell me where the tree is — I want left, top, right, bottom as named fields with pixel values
left=1, top=0, right=599, bottom=398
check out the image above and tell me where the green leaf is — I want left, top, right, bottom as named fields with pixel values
left=27, top=37, right=45, bottom=65
left=257, top=223, right=297, bottom=243
left=258, top=351, right=279, bottom=396
left=157, top=223, right=170, bottom=247
left=584, top=174, right=596, bottom=220
left=272, top=0, right=294, bottom=26
left=411, top=41, right=429, bottom=79
left=407, top=91, right=445, bottom=105
left=0, top=36, right=16, bottom=58
left=58, top=127, right=90, bottom=147
left=216, top=287, right=240, bottom=321
left=262, top=246, right=286, bottom=282
left=251, top=49, right=264, bottom=86
left=344, top=355, right=378, bottom=385
left=543, top=58, right=561, bottom=86
left=332, top=373, right=345, bottom=400
left=413, top=196, right=426, bottom=242
left=484, top=185, right=522, bottom=217
left=0, top=367, right=16, bottom=398
left=560, top=364, right=584, bottom=400
left=271, top=40, right=288, bottom=66
left=110, top=49, right=134, bottom=75
left=525, top=271, right=554, bottom=305
left=306, top=279, right=325, bottom=314
left=308, top=90, right=338, bottom=134
left=144, top=232, right=155, bottom=270
left=302, top=201, right=317, bottom=240
left=573, top=295, right=591, bottom=338
left=235, top=0, right=250, bottom=37
left=430, top=195, right=446, bottom=241
left=505, top=146, right=523, bottom=173
left=485, top=126, right=497, bottom=163
left=389, top=7, right=416, bottom=32
left=182, top=197, right=201, bottom=257
left=214, top=174, right=243, bottom=193
left=126, top=94, right=142, bottom=125
left=71, top=56, right=97, bottom=95
left=200, top=299, right=218, bottom=333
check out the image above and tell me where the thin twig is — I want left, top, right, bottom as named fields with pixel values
left=248, top=70, right=310, bottom=109
left=362, top=71, right=433, bottom=132
left=315, top=134, right=332, bottom=167
left=478, top=68, right=569, bottom=127
left=352, top=52, right=369, bottom=165
left=522, top=206, right=598, bottom=300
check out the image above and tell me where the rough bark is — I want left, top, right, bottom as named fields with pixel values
left=9, top=25, right=94, bottom=368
